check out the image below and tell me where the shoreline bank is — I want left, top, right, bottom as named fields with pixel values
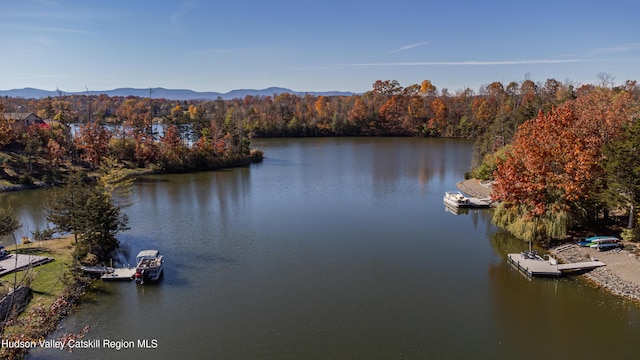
left=458, top=178, right=640, bottom=303
left=1, top=236, right=90, bottom=359
left=552, top=244, right=640, bottom=302
left=0, top=152, right=264, bottom=194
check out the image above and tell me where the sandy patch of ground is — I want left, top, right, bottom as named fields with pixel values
left=553, top=243, right=640, bottom=301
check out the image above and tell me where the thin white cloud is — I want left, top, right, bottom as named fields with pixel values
left=590, top=43, right=640, bottom=54
left=345, top=59, right=587, bottom=66
left=170, top=1, right=197, bottom=29
left=390, top=41, right=430, bottom=53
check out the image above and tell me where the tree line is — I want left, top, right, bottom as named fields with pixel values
left=5, top=78, right=637, bottom=161
left=5, top=78, right=631, bottom=164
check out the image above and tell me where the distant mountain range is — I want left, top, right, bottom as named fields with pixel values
left=0, top=87, right=357, bottom=101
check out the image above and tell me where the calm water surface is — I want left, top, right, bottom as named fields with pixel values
left=2, top=138, right=638, bottom=359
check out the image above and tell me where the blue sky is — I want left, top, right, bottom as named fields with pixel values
left=1, top=0, right=639, bottom=93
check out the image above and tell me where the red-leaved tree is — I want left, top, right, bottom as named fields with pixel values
left=492, top=86, right=638, bottom=241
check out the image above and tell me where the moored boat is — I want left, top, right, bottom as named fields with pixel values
left=134, top=250, right=164, bottom=284
left=443, top=191, right=471, bottom=208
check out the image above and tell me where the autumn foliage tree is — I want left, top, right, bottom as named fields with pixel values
left=75, top=121, right=111, bottom=167
left=0, top=110, right=15, bottom=149
left=426, top=97, right=447, bottom=135
left=492, top=87, right=638, bottom=242
left=492, top=108, right=588, bottom=241
left=158, top=125, right=186, bottom=171
left=117, top=98, right=151, bottom=136
left=46, top=138, right=66, bottom=167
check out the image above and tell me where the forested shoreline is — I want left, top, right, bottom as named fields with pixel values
left=1, top=77, right=640, bottom=243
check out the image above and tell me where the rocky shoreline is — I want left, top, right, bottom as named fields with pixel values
left=552, top=244, right=640, bottom=302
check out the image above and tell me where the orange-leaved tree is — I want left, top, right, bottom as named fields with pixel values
left=492, top=86, right=638, bottom=242
left=75, top=121, right=112, bottom=167
left=0, top=105, right=15, bottom=149
left=492, top=104, right=593, bottom=241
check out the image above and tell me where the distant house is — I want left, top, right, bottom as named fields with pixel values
left=4, top=113, right=51, bottom=133
left=5, top=112, right=45, bottom=127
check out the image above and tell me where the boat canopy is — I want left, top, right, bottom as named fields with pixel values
left=136, top=250, right=160, bottom=261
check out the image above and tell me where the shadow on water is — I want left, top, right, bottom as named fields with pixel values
left=80, top=281, right=118, bottom=307
left=132, top=176, right=170, bottom=184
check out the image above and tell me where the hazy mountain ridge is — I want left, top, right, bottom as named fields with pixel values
left=0, top=87, right=356, bottom=101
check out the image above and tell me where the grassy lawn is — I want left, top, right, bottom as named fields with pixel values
left=1, top=236, right=74, bottom=311
left=0, top=236, right=79, bottom=358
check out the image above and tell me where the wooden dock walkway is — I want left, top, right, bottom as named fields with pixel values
left=81, top=265, right=136, bottom=281
left=507, top=252, right=605, bottom=277
left=0, top=254, right=54, bottom=277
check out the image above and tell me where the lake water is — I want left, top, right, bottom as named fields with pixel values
left=2, top=137, right=639, bottom=359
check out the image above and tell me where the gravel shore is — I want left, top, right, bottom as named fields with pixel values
left=552, top=244, right=640, bottom=302
left=456, top=179, right=493, bottom=199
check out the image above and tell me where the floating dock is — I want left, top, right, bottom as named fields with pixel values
left=81, top=265, right=136, bottom=281
left=467, top=197, right=492, bottom=208
left=507, top=251, right=605, bottom=277
left=100, top=267, right=136, bottom=281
